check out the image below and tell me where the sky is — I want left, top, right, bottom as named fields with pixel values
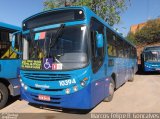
left=0, top=0, right=44, bottom=26
left=0, top=0, right=160, bottom=36
left=115, top=0, right=160, bottom=36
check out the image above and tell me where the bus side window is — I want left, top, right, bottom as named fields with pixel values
left=90, top=18, right=105, bottom=73
left=0, top=29, right=22, bottom=59
left=106, top=29, right=117, bottom=57
left=116, top=37, right=124, bottom=58
left=0, top=30, right=10, bottom=58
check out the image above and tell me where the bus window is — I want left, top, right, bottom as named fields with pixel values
left=124, top=42, right=130, bottom=58
left=116, top=37, right=124, bottom=58
left=106, top=29, right=117, bottom=57
left=0, top=29, right=20, bottom=59
left=0, top=30, right=10, bottom=58
left=90, top=18, right=105, bottom=73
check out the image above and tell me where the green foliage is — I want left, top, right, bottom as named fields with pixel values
left=127, top=19, right=160, bottom=46
left=126, top=32, right=137, bottom=45
left=43, top=0, right=129, bottom=26
left=135, top=19, right=160, bottom=45
left=44, top=0, right=67, bottom=10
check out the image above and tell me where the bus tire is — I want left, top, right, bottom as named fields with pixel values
left=128, top=69, right=134, bottom=82
left=104, top=78, right=115, bottom=102
left=0, top=83, right=9, bottom=109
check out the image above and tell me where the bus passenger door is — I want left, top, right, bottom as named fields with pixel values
left=90, top=18, right=106, bottom=104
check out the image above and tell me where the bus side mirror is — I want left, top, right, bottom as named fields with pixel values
left=10, top=31, right=22, bottom=55
left=96, top=32, right=104, bottom=48
left=11, top=34, right=16, bottom=48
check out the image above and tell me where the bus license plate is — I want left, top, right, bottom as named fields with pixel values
left=38, top=95, right=50, bottom=101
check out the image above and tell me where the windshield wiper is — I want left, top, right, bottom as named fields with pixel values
left=48, top=24, right=65, bottom=57
left=29, top=29, right=39, bottom=59
left=50, top=24, right=65, bottom=48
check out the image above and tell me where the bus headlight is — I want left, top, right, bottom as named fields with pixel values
left=65, top=88, right=70, bottom=94
left=24, top=85, right=28, bottom=90
left=73, top=86, right=78, bottom=92
left=21, top=83, right=24, bottom=87
left=80, top=81, right=86, bottom=87
left=20, top=79, right=22, bottom=82
left=80, top=78, right=88, bottom=87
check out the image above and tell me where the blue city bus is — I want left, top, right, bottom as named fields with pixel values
left=0, top=22, right=21, bottom=109
left=141, top=46, right=160, bottom=72
left=18, top=7, right=138, bottom=109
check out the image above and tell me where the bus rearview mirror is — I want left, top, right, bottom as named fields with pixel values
left=96, top=33, right=104, bottom=48
left=11, top=35, right=16, bottom=48
left=10, top=31, right=23, bottom=55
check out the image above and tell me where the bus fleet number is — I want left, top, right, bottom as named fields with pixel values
left=59, top=79, right=76, bottom=86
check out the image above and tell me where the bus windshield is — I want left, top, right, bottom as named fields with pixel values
left=144, top=50, right=160, bottom=62
left=23, top=25, right=88, bottom=70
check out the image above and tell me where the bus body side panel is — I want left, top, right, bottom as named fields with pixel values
left=107, top=57, right=137, bottom=89
left=0, top=59, right=21, bottom=96
left=90, top=77, right=110, bottom=107
left=115, top=58, right=126, bottom=86
left=107, top=57, right=126, bottom=88
left=0, top=59, right=21, bottom=79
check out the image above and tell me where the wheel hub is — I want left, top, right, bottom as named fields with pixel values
left=0, top=91, right=2, bottom=101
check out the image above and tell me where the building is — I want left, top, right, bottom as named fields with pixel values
left=130, top=18, right=160, bottom=34
left=130, top=22, right=146, bottom=34
left=130, top=18, right=160, bottom=64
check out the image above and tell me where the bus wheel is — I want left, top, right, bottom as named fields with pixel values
left=104, top=79, right=115, bottom=102
left=0, top=83, right=9, bottom=109
left=129, top=70, right=134, bottom=82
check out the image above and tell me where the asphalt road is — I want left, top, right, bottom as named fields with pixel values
left=0, top=72, right=160, bottom=118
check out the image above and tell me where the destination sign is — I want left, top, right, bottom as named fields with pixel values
left=22, top=60, right=42, bottom=69
left=23, top=9, right=85, bottom=30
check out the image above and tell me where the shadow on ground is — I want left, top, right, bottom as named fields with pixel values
left=29, top=103, right=92, bottom=114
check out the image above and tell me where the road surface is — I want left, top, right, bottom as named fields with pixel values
left=0, top=73, right=160, bottom=118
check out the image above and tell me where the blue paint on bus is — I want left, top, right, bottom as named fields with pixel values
left=0, top=22, right=21, bottom=31
left=20, top=6, right=138, bottom=109
left=141, top=46, right=160, bottom=72
left=0, top=22, right=21, bottom=108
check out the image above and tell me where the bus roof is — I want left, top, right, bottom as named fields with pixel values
left=23, top=6, right=135, bottom=48
left=144, top=46, right=160, bottom=51
left=0, top=22, right=21, bottom=31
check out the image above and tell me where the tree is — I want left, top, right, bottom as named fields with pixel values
left=135, top=19, right=160, bottom=46
left=126, top=32, right=137, bottom=45
left=43, top=0, right=129, bottom=26
left=126, top=18, right=160, bottom=46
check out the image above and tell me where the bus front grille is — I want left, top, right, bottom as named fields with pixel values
left=23, top=73, right=71, bottom=81
left=29, top=86, right=63, bottom=92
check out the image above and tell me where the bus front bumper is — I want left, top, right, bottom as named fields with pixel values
left=21, top=77, right=110, bottom=110
left=21, top=84, right=93, bottom=109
